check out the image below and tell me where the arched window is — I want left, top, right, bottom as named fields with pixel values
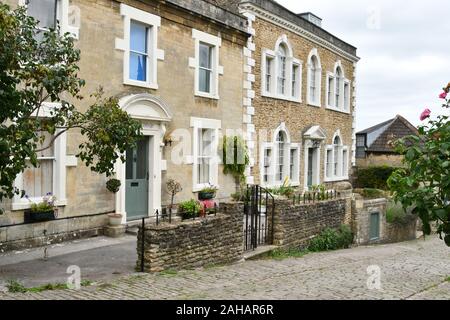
left=262, top=36, right=301, bottom=101
left=277, top=45, right=287, bottom=95
left=307, top=49, right=321, bottom=106
left=335, top=67, right=342, bottom=108
left=333, top=135, right=341, bottom=176
left=276, top=130, right=286, bottom=182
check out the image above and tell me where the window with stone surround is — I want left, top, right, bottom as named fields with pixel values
left=12, top=103, right=76, bottom=211
left=261, top=35, right=302, bottom=102
left=189, top=29, right=223, bottom=100
left=260, top=123, right=300, bottom=187
left=327, top=61, right=351, bottom=113
left=191, top=117, right=220, bottom=192
left=21, top=0, right=80, bottom=39
left=324, top=131, right=349, bottom=182
left=115, top=4, right=163, bottom=90
left=307, top=49, right=322, bottom=107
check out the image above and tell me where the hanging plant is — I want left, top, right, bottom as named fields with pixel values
left=222, top=136, right=250, bottom=186
left=106, top=178, right=121, bottom=194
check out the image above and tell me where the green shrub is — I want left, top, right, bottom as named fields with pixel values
left=354, top=188, right=386, bottom=199
left=308, top=225, right=354, bottom=252
left=355, top=166, right=398, bottom=190
left=386, top=201, right=415, bottom=225
left=179, top=199, right=201, bottom=219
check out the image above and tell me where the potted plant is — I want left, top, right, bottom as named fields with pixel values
left=106, top=178, right=123, bottom=226
left=24, top=193, right=57, bottom=223
left=198, top=184, right=218, bottom=201
left=166, top=179, right=182, bottom=214
left=178, top=199, right=201, bottom=220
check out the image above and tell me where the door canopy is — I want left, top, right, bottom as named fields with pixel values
left=303, top=125, right=327, bottom=141
left=119, top=94, right=172, bottom=122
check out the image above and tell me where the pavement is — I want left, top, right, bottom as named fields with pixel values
left=0, top=236, right=449, bottom=300
left=0, top=235, right=137, bottom=290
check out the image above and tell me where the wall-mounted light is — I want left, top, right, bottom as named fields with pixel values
left=164, top=137, right=173, bottom=147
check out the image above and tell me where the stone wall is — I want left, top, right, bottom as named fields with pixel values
left=352, top=197, right=388, bottom=245
left=385, top=217, right=418, bottom=244
left=137, top=202, right=243, bottom=273
left=0, top=213, right=109, bottom=253
left=272, top=199, right=347, bottom=248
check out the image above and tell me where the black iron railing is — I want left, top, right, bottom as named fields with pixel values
left=291, top=190, right=340, bottom=205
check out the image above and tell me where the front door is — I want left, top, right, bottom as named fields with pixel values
left=307, top=148, right=314, bottom=188
left=125, top=137, right=150, bottom=221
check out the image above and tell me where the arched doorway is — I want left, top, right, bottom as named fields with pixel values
left=115, top=94, right=172, bottom=223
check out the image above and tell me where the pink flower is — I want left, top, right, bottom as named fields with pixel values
left=420, top=108, right=431, bottom=121
left=439, top=92, right=447, bottom=99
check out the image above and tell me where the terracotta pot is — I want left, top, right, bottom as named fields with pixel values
left=108, top=213, right=123, bottom=226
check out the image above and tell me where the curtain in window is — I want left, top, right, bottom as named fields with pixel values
left=130, top=21, right=148, bottom=82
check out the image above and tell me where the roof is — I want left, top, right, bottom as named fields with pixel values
left=239, top=0, right=358, bottom=58
left=357, top=115, right=419, bottom=153
left=204, top=0, right=358, bottom=58
left=163, top=0, right=249, bottom=34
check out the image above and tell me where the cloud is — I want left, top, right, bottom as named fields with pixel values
left=277, top=0, right=450, bottom=130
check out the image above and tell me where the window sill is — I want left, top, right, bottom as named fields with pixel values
left=323, top=177, right=349, bottom=183
left=261, top=92, right=301, bottom=103
left=11, top=199, right=67, bottom=212
left=307, top=102, right=321, bottom=108
left=195, top=92, right=220, bottom=100
left=193, top=184, right=220, bottom=193
left=325, top=106, right=351, bottom=115
left=124, top=79, right=158, bottom=90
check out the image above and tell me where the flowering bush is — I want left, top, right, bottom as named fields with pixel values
left=388, top=82, right=450, bottom=246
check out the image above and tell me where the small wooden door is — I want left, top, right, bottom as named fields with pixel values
left=370, top=212, right=380, bottom=240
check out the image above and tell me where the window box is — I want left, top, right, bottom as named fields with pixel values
left=24, top=209, right=57, bottom=223
left=198, top=191, right=216, bottom=201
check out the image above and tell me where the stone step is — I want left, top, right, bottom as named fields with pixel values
left=243, top=245, right=279, bottom=261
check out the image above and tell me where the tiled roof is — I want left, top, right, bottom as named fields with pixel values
left=357, top=115, right=419, bottom=153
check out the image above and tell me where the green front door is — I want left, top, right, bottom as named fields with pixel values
left=370, top=212, right=380, bottom=240
left=307, top=148, right=314, bottom=188
left=126, top=137, right=150, bottom=221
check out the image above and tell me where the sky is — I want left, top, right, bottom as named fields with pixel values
left=277, top=0, right=450, bottom=131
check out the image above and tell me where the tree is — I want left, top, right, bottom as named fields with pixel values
left=0, top=4, right=142, bottom=211
left=388, top=82, right=450, bottom=246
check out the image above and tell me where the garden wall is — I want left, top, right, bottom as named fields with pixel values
left=272, top=199, right=347, bottom=248
left=137, top=203, right=243, bottom=273
left=385, top=216, right=418, bottom=244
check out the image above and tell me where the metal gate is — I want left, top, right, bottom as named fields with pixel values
left=244, top=185, right=275, bottom=251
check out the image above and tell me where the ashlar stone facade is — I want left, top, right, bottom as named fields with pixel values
left=0, top=0, right=249, bottom=247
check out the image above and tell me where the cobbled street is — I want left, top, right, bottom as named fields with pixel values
left=1, top=237, right=449, bottom=300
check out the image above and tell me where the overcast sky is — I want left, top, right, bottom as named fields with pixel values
left=277, top=0, right=450, bottom=131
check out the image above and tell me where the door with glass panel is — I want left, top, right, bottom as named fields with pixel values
left=126, top=137, right=150, bottom=221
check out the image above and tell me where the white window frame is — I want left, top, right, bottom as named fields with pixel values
left=260, top=123, right=299, bottom=187
left=11, top=103, right=77, bottom=211
left=190, top=117, right=221, bottom=192
left=326, top=72, right=335, bottom=109
left=306, top=48, right=322, bottom=107
left=189, top=29, right=223, bottom=100
left=261, top=35, right=302, bottom=103
left=115, top=4, right=164, bottom=90
left=326, top=61, right=351, bottom=114
left=324, top=131, right=349, bottom=182
left=19, top=0, right=80, bottom=39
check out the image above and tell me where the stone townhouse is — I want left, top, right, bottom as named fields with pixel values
left=214, top=0, right=359, bottom=191
left=0, top=0, right=249, bottom=249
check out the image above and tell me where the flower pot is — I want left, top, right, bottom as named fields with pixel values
left=24, top=210, right=57, bottom=223
left=198, top=191, right=215, bottom=201
left=108, top=214, right=123, bottom=226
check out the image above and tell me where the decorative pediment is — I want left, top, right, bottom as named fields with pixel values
left=303, top=125, right=327, bottom=140
left=119, top=94, right=172, bottom=122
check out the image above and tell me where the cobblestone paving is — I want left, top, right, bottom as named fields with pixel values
left=0, top=238, right=449, bottom=300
